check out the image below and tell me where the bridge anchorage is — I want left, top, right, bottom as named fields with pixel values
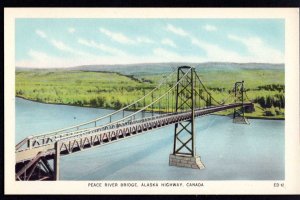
left=15, top=65, right=253, bottom=180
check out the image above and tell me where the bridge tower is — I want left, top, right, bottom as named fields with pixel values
left=233, top=81, right=249, bottom=124
left=169, top=66, right=205, bottom=169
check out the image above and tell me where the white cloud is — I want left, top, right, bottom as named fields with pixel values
left=161, top=38, right=177, bottom=48
left=16, top=49, right=66, bottom=68
left=50, top=39, right=90, bottom=57
left=77, top=38, right=127, bottom=56
left=28, top=49, right=51, bottom=61
left=166, top=24, right=283, bottom=63
left=77, top=38, right=90, bottom=45
left=99, top=28, right=155, bottom=45
left=68, top=27, right=76, bottom=34
left=99, top=28, right=136, bottom=44
left=191, top=37, right=242, bottom=62
left=137, top=37, right=155, bottom=44
left=228, top=34, right=284, bottom=63
left=35, top=30, right=47, bottom=38
left=17, top=49, right=116, bottom=68
left=34, top=31, right=90, bottom=57
left=152, top=48, right=203, bottom=63
left=50, top=39, right=74, bottom=52
left=166, top=24, right=241, bottom=62
left=166, top=24, right=188, bottom=37
left=153, top=48, right=181, bottom=58
left=33, top=31, right=95, bottom=61
left=203, top=24, right=217, bottom=32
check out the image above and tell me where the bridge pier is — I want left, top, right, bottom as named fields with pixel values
left=233, top=115, right=249, bottom=124
left=169, top=154, right=205, bottom=169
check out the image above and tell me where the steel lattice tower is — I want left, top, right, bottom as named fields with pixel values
left=233, top=80, right=249, bottom=124
left=169, top=66, right=205, bottom=169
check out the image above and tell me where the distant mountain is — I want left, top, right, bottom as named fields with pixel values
left=16, top=62, right=284, bottom=75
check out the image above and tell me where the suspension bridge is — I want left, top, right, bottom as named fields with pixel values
left=15, top=66, right=254, bottom=181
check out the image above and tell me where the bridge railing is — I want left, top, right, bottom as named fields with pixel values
left=16, top=102, right=253, bottom=156
left=47, top=102, right=253, bottom=144
left=17, top=110, right=186, bottom=152
left=15, top=137, right=30, bottom=151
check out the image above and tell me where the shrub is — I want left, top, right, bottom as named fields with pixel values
left=264, top=110, right=275, bottom=116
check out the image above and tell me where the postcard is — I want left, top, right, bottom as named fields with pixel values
left=4, top=8, right=300, bottom=194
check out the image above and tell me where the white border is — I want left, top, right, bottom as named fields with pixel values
left=4, top=8, right=300, bottom=194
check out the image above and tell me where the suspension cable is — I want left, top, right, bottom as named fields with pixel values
left=194, top=72, right=224, bottom=105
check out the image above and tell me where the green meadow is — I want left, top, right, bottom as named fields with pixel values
left=15, top=68, right=285, bottom=119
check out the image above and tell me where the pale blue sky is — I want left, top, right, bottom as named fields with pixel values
left=15, top=19, right=284, bottom=68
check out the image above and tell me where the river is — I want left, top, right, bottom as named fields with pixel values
left=15, top=97, right=285, bottom=180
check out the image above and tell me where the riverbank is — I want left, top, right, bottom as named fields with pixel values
left=209, top=113, right=285, bottom=120
left=16, top=96, right=285, bottom=120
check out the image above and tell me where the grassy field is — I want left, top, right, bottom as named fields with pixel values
left=15, top=68, right=285, bottom=119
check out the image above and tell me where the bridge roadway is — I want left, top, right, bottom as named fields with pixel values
left=16, top=102, right=252, bottom=164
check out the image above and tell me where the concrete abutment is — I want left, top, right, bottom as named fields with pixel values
left=169, top=154, right=205, bottom=169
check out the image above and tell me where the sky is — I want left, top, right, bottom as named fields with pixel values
left=15, top=19, right=285, bottom=68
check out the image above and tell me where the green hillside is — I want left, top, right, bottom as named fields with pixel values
left=16, top=70, right=156, bottom=109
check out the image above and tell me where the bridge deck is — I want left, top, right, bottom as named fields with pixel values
left=16, top=103, right=252, bottom=163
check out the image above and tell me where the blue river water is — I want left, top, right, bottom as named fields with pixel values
left=16, top=97, right=285, bottom=180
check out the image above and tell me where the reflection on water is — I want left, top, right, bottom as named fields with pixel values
left=16, top=97, right=285, bottom=180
